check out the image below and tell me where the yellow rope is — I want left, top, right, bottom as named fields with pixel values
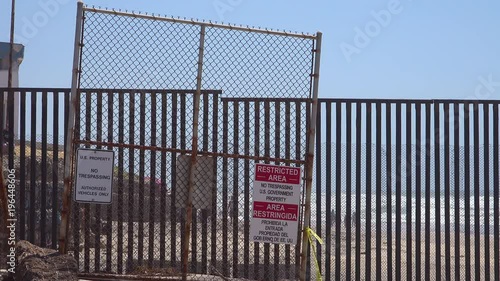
left=306, top=227, right=324, bottom=280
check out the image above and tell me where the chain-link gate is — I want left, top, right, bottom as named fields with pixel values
left=59, top=2, right=322, bottom=280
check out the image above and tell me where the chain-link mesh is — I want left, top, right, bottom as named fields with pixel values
left=69, top=5, right=317, bottom=279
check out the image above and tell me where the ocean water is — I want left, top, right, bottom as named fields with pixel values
left=308, top=192, right=498, bottom=234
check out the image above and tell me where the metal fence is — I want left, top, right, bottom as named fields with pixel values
left=2, top=93, right=500, bottom=280
left=58, top=2, right=321, bottom=280
left=313, top=99, right=500, bottom=281
left=0, top=88, right=69, bottom=251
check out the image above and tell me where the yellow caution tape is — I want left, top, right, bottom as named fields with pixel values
left=306, top=227, right=324, bottom=281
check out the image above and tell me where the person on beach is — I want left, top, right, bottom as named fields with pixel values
left=345, top=212, right=356, bottom=229
left=331, top=210, right=340, bottom=229
left=229, top=195, right=236, bottom=224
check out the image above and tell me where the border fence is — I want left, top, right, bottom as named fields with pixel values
left=1, top=4, right=500, bottom=281
left=312, top=99, right=500, bottom=281
left=1, top=93, right=500, bottom=280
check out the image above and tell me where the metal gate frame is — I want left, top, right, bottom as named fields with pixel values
left=59, top=2, right=322, bottom=280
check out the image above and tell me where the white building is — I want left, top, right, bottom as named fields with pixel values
left=0, top=42, right=24, bottom=139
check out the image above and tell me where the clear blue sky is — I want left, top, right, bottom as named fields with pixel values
left=1, top=0, right=500, bottom=100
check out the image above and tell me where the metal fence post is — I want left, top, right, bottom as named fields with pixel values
left=300, top=31, right=322, bottom=281
left=59, top=0, right=84, bottom=254
left=0, top=165, right=9, bottom=254
left=182, top=24, right=206, bottom=280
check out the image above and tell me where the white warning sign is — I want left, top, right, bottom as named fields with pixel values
left=250, top=163, right=302, bottom=245
left=74, top=148, right=115, bottom=204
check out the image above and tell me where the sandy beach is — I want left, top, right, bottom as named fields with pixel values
left=67, top=220, right=497, bottom=280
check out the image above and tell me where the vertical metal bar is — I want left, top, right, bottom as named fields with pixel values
left=264, top=101, right=271, bottom=279
left=285, top=102, right=292, bottom=279
left=424, top=102, right=431, bottom=281
left=106, top=91, right=113, bottom=272
left=300, top=32, right=322, bottom=281
left=314, top=102, right=322, bottom=277
left=52, top=91, right=59, bottom=249
left=274, top=101, right=281, bottom=279
left=473, top=102, right=480, bottom=281
left=138, top=92, right=146, bottom=267
left=406, top=102, right=413, bottom=280
left=254, top=101, right=261, bottom=280
left=72, top=90, right=81, bottom=266
left=222, top=100, right=229, bottom=276
left=386, top=102, right=393, bottom=281
left=0, top=89, right=7, bottom=254
left=345, top=102, right=352, bottom=280
left=201, top=92, right=209, bottom=274
left=366, top=102, right=373, bottom=281
left=484, top=103, right=491, bottom=281
left=305, top=88, right=312, bottom=281
left=375, top=102, right=382, bottom=281
left=0, top=90, right=4, bottom=159
left=117, top=91, right=124, bottom=274
left=59, top=1, right=83, bottom=253
left=127, top=93, right=135, bottom=272
left=494, top=103, right=499, bottom=281
left=453, top=102, right=461, bottom=281
left=415, top=102, right=422, bottom=280
left=191, top=198, right=198, bottom=271
left=159, top=92, right=167, bottom=268
left=7, top=91, right=14, bottom=169
left=64, top=90, right=69, bottom=164
left=233, top=101, right=240, bottom=277
left=148, top=93, right=157, bottom=269
left=210, top=93, right=219, bottom=273
left=325, top=102, right=332, bottom=280
left=294, top=101, right=303, bottom=279
left=395, top=102, right=402, bottom=281
left=7, top=90, right=14, bottom=176
left=95, top=90, right=103, bottom=271
left=20, top=91, right=26, bottom=240
left=444, top=102, right=451, bottom=281
left=30, top=91, right=37, bottom=244
left=84, top=92, right=91, bottom=273
left=179, top=92, right=186, bottom=270
left=335, top=102, right=342, bottom=281
left=0, top=89, right=3, bottom=159
left=355, top=102, right=362, bottom=281
left=243, top=101, right=251, bottom=279
left=464, top=102, right=471, bottom=281
left=183, top=25, right=206, bottom=280
left=73, top=90, right=81, bottom=265
left=41, top=91, right=48, bottom=248
left=435, top=102, right=441, bottom=281
left=170, top=93, right=178, bottom=268
left=316, top=103, right=324, bottom=276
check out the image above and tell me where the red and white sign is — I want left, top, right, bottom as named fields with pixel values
left=250, top=163, right=302, bottom=245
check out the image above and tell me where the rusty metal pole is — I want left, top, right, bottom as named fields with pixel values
left=182, top=24, right=206, bottom=281
left=7, top=0, right=16, bottom=171
left=299, top=31, right=322, bottom=281
left=7, top=0, right=15, bottom=90
left=59, top=0, right=84, bottom=254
